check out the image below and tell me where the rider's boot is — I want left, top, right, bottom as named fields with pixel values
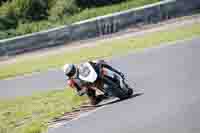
left=87, top=89, right=104, bottom=105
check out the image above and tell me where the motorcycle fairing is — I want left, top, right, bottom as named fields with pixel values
left=79, top=62, right=98, bottom=83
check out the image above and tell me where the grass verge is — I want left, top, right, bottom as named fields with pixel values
left=0, top=89, right=87, bottom=133
left=0, top=23, right=200, bottom=79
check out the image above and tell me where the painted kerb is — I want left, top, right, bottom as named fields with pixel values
left=0, top=0, right=199, bottom=57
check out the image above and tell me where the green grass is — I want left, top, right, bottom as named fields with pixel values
left=0, top=89, right=87, bottom=133
left=0, top=23, right=200, bottom=79
left=0, top=0, right=161, bottom=39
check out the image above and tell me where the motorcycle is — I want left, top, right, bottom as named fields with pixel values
left=78, top=62, right=133, bottom=100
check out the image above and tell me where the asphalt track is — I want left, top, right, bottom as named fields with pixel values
left=47, top=38, right=200, bottom=133
left=0, top=38, right=200, bottom=132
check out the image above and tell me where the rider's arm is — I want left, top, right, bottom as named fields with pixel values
left=102, top=63, right=123, bottom=76
left=67, top=79, right=82, bottom=91
left=67, top=79, right=85, bottom=96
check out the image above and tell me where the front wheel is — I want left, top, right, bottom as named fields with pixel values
left=128, top=88, right=133, bottom=96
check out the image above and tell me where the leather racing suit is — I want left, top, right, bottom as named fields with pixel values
left=67, top=60, right=123, bottom=105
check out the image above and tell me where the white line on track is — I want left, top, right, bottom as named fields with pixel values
left=48, top=104, right=106, bottom=129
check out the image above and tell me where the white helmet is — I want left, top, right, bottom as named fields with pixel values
left=62, top=64, right=77, bottom=78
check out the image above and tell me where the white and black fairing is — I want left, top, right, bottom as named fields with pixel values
left=79, top=62, right=98, bottom=83
left=79, top=62, right=133, bottom=99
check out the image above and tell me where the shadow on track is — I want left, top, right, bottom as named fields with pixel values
left=95, top=92, right=144, bottom=107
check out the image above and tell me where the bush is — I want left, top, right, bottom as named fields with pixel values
left=75, top=0, right=125, bottom=8
left=0, top=16, right=18, bottom=30
left=0, top=0, right=49, bottom=22
left=48, top=0, right=80, bottom=21
left=0, top=0, right=11, bottom=6
left=16, top=20, right=52, bottom=35
left=0, top=29, right=17, bottom=40
left=0, top=1, right=18, bottom=30
left=24, top=0, right=49, bottom=21
left=0, top=0, right=161, bottom=40
left=0, top=31, right=8, bottom=40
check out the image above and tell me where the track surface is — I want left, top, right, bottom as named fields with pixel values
left=47, top=38, right=200, bottom=133
left=0, top=38, right=200, bottom=132
left=0, top=38, right=199, bottom=98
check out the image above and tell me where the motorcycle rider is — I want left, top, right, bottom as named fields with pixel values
left=63, top=60, right=124, bottom=105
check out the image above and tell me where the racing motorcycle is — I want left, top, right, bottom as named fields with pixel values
left=78, top=62, right=133, bottom=100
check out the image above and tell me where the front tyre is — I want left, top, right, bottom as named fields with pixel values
left=127, top=88, right=133, bottom=96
